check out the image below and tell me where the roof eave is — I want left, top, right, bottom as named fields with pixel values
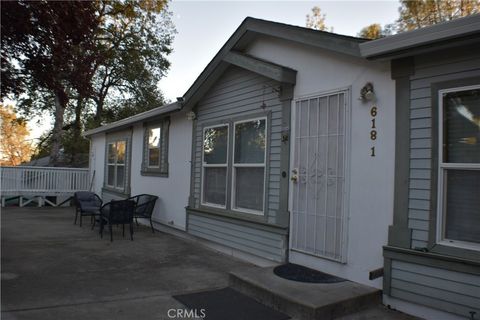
left=84, top=102, right=181, bottom=137
left=360, top=14, right=480, bottom=60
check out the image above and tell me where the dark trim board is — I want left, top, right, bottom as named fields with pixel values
left=383, top=246, right=480, bottom=276
left=388, top=57, right=415, bottom=248
left=186, top=207, right=289, bottom=234
left=223, top=51, right=296, bottom=84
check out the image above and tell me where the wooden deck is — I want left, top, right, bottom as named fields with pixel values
left=0, top=166, right=90, bottom=207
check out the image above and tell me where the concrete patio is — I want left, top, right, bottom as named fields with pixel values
left=1, top=207, right=253, bottom=320
left=1, top=207, right=419, bottom=320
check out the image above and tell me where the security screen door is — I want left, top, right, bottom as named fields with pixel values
left=290, top=91, right=348, bottom=262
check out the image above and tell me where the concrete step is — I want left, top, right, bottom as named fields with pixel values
left=229, top=266, right=382, bottom=320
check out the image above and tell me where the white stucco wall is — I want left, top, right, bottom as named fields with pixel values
left=130, top=112, right=192, bottom=230
left=247, top=36, right=396, bottom=288
left=88, top=112, right=192, bottom=231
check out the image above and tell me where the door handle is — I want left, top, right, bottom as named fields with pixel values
left=291, top=168, right=298, bottom=183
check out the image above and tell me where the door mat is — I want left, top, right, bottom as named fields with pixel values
left=273, top=263, right=346, bottom=283
left=173, top=287, right=290, bottom=320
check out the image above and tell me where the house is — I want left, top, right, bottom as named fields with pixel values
left=85, top=15, right=480, bottom=320
left=85, top=103, right=192, bottom=230
left=360, top=15, right=480, bottom=320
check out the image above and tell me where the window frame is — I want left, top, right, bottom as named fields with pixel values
left=436, top=84, right=480, bottom=251
left=200, top=123, right=229, bottom=209
left=231, top=117, right=267, bottom=215
left=141, top=118, right=170, bottom=177
left=106, top=140, right=127, bottom=192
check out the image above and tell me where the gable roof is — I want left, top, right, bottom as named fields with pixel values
left=85, top=17, right=366, bottom=137
left=360, top=14, right=480, bottom=60
left=181, top=17, right=366, bottom=110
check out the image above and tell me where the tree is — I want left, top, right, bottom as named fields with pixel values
left=397, top=0, right=480, bottom=31
left=0, top=104, right=33, bottom=166
left=88, top=1, right=174, bottom=127
left=306, top=6, right=333, bottom=31
left=1, top=1, right=175, bottom=166
left=1, top=1, right=99, bottom=165
left=358, top=23, right=392, bottom=39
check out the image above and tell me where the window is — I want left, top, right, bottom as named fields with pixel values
left=232, top=118, right=266, bottom=214
left=107, top=140, right=127, bottom=190
left=148, top=127, right=161, bottom=167
left=142, top=119, right=169, bottom=176
left=437, top=85, right=480, bottom=250
left=200, top=117, right=268, bottom=215
left=202, top=125, right=229, bottom=208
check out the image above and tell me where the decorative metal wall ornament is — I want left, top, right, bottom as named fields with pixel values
left=360, top=82, right=375, bottom=102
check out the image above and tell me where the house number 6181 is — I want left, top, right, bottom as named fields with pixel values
left=370, top=106, right=377, bottom=157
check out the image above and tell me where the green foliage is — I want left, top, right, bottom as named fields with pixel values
left=358, top=23, right=393, bottom=39
left=90, top=1, right=175, bottom=127
left=0, top=104, right=34, bottom=165
left=397, top=0, right=480, bottom=31
left=306, top=6, right=333, bottom=32
left=357, top=1, right=480, bottom=40
left=1, top=0, right=175, bottom=166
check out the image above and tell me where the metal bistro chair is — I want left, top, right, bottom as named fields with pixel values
left=127, top=194, right=158, bottom=233
left=99, top=200, right=135, bottom=242
left=73, top=191, right=103, bottom=228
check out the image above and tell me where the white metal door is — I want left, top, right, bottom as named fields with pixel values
left=290, top=91, right=348, bottom=262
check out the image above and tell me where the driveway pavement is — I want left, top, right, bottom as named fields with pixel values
left=1, top=207, right=252, bottom=320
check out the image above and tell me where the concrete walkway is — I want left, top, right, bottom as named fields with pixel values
left=1, top=207, right=252, bottom=320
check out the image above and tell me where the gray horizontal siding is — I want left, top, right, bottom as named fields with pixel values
left=192, top=66, right=283, bottom=221
left=390, top=260, right=480, bottom=318
left=188, top=65, right=286, bottom=260
left=408, top=52, right=480, bottom=248
left=188, top=214, right=286, bottom=262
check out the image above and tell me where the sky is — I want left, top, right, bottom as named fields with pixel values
left=159, top=0, right=400, bottom=101
left=28, top=0, right=400, bottom=141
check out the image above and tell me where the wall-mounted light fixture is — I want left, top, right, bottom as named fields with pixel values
left=186, top=111, right=196, bottom=120
left=360, top=82, right=375, bottom=102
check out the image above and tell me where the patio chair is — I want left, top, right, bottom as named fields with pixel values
left=73, top=191, right=103, bottom=228
left=99, top=200, right=135, bottom=242
left=127, top=194, right=158, bottom=233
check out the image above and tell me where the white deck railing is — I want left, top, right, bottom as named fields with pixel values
left=0, top=166, right=90, bottom=206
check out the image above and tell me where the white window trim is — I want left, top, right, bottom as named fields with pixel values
left=200, top=123, right=229, bottom=209
left=106, top=140, right=127, bottom=191
left=231, top=117, right=267, bottom=215
left=436, top=84, right=480, bottom=251
left=147, top=126, right=162, bottom=169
